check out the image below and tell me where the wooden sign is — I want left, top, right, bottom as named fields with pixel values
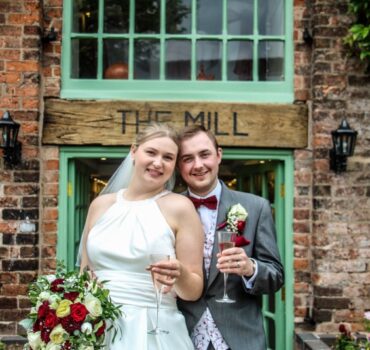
left=43, top=99, right=308, bottom=148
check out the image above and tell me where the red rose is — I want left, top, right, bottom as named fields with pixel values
left=37, top=301, right=50, bottom=319
left=50, top=278, right=65, bottom=292
left=70, top=303, right=88, bottom=323
left=236, top=220, right=246, bottom=232
left=33, top=318, right=44, bottom=332
left=44, top=310, right=59, bottom=329
left=234, top=235, right=251, bottom=247
left=63, top=291, right=79, bottom=302
left=60, top=315, right=81, bottom=334
left=61, top=341, right=72, bottom=350
left=40, top=328, right=50, bottom=343
left=96, top=321, right=105, bottom=337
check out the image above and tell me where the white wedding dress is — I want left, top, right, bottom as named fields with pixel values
left=87, top=189, right=194, bottom=350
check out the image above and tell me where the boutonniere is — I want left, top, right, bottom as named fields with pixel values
left=217, top=203, right=250, bottom=247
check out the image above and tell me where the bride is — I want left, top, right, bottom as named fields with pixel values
left=79, top=123, right=203, bottom=349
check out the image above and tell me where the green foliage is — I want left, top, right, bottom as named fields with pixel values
left=333, top=324, right=370, bottom=350
left=344, top=0, right=370, bottom=68
left=0, top=341, right=5, bottom=350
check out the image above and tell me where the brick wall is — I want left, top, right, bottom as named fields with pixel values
left=293, top=0, right=370, bottom=334
left=0, top=0, right=43, bottom=336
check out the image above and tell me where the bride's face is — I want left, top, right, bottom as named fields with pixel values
left=131, top=136, right=178, bottom=188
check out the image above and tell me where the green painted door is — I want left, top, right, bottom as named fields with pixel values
left=235, top=161, right=286, bottom=350
left=66, top=160, right=92, bottom=270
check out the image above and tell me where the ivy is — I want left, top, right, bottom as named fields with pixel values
left=344, top=0, right=370, bottom=69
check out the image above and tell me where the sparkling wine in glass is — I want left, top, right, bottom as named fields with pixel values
left=148, top=253, right=170, bottom=335
left=216, top=230, right=236, bottom=303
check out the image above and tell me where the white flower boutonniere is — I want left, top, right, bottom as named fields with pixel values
left=217, top=203, right=250, bottom=247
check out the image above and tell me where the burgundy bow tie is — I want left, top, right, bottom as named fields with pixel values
left=189, top=195, right=218, bottom=210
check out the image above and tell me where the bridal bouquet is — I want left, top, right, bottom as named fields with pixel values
left=20, top=261, right=122, bottom=350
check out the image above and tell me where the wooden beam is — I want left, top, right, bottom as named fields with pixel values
left=43, top=99, right=308, bottom=148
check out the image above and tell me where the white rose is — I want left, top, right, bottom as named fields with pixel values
left=27, top=331, right=43, bottom=350
left=81, top=322, right=93, bottom=335
left=39, top=292, right=51, bottom=301
left=365, top=311, right=370, bottom=320
left=49, top=324, right=68, bottom=344
left=45, top=275, right=56, bottom=283
left=46, top=344, right=61, bottom=350
left=83, top=294, right=102, bottom=318
left=48, top=294, right=61, bottom=310
left=229, top=203, right=248, bottom=220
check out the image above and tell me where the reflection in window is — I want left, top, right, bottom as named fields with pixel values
left=197, top=0, right=222, bottom=34
left=136, top=0, right=160, bottom=34
left=228, top=41, right=253, bottom=81
left=103, top=40, right=129, bottom=79
left=197, top=41, right=222, bottom=80
left=71, top=39, right=97, bottom=78
left=166, top=0, right=192, bottom=34
left=259, top=0, right=284, bottom=35
left=104, top=0, right=129, bottom=33
left=166, top=40, right=191, bottom=80
left=72, top=0, right=98, bottom=33
left=134, top=40, right=160, bottom=79
left=258, top=41, right=284, bottom=81
left=228, top=0, right=253, bottom=35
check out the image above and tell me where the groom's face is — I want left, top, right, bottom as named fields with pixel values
left=178, top=132, right=222, bottom=196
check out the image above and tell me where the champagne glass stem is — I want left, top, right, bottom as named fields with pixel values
left=223, top=273, right=229, bottom=299
left=154, top=287, right=163, bottom=332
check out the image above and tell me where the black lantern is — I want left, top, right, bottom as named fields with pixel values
left=0, top=111, right=22, bottom=165
left=330, top=119, right=357, bottom=173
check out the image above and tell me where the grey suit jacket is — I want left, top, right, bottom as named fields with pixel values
left=177, top=182, right=284, bottom=350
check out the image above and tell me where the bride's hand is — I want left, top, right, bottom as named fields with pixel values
left=146, top=259, right=182, bottom=294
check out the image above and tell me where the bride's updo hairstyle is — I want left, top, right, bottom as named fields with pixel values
left=134, top=122, right=179, bottom=150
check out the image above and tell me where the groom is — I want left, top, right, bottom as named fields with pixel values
left=177, top=125, right=284, bottom=350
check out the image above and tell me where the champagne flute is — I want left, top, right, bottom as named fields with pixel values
left=216, top=230, right=236, bottom=303
left=148, top=253, right=170, bottom=335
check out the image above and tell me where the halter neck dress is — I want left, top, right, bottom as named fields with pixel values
left=87, top=189, right=194, bottom=350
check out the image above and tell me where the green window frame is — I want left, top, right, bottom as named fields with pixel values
left=61, top=0, right=294, bottom=102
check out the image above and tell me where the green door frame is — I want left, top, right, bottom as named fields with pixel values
left=57, top=146, right=294, bottom=350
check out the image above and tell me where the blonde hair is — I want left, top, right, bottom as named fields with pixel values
left=135, top=122, right=179, bottom=148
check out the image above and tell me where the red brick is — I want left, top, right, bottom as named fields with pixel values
left=0, top=26, right=22, bottom=36
left=44, top=159, right=59, bottom=170
left=22, top=97, right=39, bottom=109
left=42, top=222, right=57, bottom=233
left=6, top=61, right=39, bottom=72
left=43, top=183, right=58, bottom=196
left=1, top=284, right=28, bottom=297
left=8, top=13, right=40, bottom=25
left=43, top=208, right=58, bottom=220
left=0, top=72, right=21, bottom=83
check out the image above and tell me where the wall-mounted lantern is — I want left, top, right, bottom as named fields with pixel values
left=0, top=111, right=22, bottom=166
left=330, top=119, right=358, bottom=173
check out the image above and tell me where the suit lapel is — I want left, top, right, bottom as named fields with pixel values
left=207, top=183, right=232, bottom=288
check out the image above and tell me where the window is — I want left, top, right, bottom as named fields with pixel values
left=62, top=0, right=293, bottom=102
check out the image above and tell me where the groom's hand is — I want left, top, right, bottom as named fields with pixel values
left=217, top=248, right=255, bottom=277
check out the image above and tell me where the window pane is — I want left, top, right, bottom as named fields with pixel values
left=71, top=39, right=97, bottom=78
left=258, top=0, right=284, bottom=35
left=228, top=0, right=253, bottom=35
left=136, top=0, right=160, bottom=34
left=258, top=41, right=284, bottom=81
left=104, top=0, right=129, bottom=33
left=197, top=0, right=222, bottom=34
left=103, top=40, right=129, bottom=79
left=196, top=40, right=221, bottom=81
left=72, top=0, right=98, bottom=33
left=228, top=41, right=253, bottom=81
left=166, top=0, right=192, bottom=34
left=134, top=40, right=160, bottom=79
left=166, top=40, right=191, bottom=80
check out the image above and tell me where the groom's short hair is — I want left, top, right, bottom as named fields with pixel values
left=178, top=125, right=219, bottom=150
